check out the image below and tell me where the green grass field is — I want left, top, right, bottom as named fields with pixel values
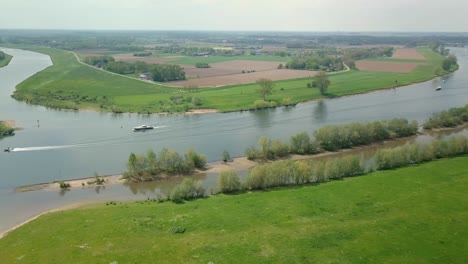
left=9, top=45, right=449, bottom=113
left=0, top=53, right=13, bottom=67
left=0, top=156, right=467, bottom=263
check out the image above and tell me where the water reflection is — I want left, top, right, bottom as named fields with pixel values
left=313, top=100, right=327, bottom=122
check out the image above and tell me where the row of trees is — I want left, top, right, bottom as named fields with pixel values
left=245, top=118, right=418, bottom=160
left=195, top=62, right=210, bottom=68
left=215, top=134, right=468, bottom=196
left=315, top=119, right=418, bottom=151
left=124, top=148, right=206, bottom=182
left=423, top=104, right=468, bottom=129
left=375, top=135, right=468, bottom=170
left=286, top=56, right=344, bottom=72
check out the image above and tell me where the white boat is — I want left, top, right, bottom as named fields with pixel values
left=133, top=125, right=154, bottom=131
left=436, top=86, right=442, bottom=91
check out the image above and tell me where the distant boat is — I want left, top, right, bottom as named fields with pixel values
left=133, top=125, right=154, bottom=131
left=4, top=147, right=14, bottom=152
left=436, top=86, right=442, bottom=91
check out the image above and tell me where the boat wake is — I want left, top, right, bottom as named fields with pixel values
left=8, top=125, right=169, bottom=152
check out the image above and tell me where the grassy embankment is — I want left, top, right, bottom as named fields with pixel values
left=1, top=156, right=467, bottom=263
left=11, top=46, right=450, bottom=113
left=0, top=52, right=13, bottom=67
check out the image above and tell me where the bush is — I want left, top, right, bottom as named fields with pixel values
left=195, top=62, right=210, bottom=68
left=169, top=178, right=205, bottom=203
left=423, top=105, right=468, bottom=129
left=290, top=132, right=320, bottom=154
left=216, top=171, right=242, bottom=193
left=252, top=100, right=277, bottom=109
left=59, top=181, right=70, bottom=189
left=185, top=149, right=207, bottom=169
left=245, top=146, right=261, bottom=160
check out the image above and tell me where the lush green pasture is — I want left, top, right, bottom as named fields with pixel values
left=172, top=55, right=288, bottom=65
left=10, top=45, right=447, bottom=113
left=0, top=53, right=13, bottom=67
left=1, top=156, right=467, bottom=263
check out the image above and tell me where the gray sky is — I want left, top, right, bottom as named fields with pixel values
left=1, top=0, right=467, bottom=32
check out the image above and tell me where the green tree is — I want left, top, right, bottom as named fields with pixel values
left=313, top=71, right=330, bottom=95
left=256, top=78, right=274, bottom=101
left=222, top=150, right=231, bottom=163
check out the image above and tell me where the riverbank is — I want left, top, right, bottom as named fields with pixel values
left=4, top=45, right=455, bottom=114
left=1, top=156, right=467, bottom=262
left=0, top=52, right=12, bottom=68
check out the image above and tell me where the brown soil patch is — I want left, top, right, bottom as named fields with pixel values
left=113, top=53, right=176, bottom=64
left=184, top=67, right=240, bottom=78
left=170, top=69, right=315, bottom=87
left=210, top=60, right=285, bottom=71
left=355, top=61, right=423, bottom=73
left=392, top=48, right=426, bottom=60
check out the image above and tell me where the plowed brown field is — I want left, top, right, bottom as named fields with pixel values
left=356, top=61, right=423, bottom=73
left=170, top=69, right=315, bottom=87
left=392, top=48, right=426, bottom=60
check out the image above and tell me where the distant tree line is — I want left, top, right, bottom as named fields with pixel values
left=0, top=51, right=5, bottom=60
left=286, top=56, right=344, bottom=71
left=245, top=118, right=418, bottom=160
left=83, top=55, right=185, bottom=82
left=133, top=52, right=152, bottom=57
left=195, top=62, right=210, bottom=68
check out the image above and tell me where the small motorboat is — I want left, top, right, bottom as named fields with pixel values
left=4, top=147, right=13, bottom=152
left=133, top=125, right=154, bottom=131
left=436, top=86, right=442, bottom=91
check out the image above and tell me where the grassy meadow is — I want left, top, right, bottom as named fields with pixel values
left=0, top=156, right=467, bottom=263
left=0, top=52, right=13, bottom=67
left=10, top=45, right=449, bottom=113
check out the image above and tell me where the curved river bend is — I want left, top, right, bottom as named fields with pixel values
left=0, top=47, right=467, bottom=235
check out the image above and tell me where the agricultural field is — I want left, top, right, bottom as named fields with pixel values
left=355, top=61, right=424, bottom=73
left=171, top=69, right=314, bottom=87
left=356, top=48, right=427, bottom=72
left=0, top=156, right=467, bottom=263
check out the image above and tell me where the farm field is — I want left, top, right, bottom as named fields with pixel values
left=355, top=61, right=424, bottom=73
left=356, top=48, right=427, bottom=72
left=392, top=48, right=427, bottom=60
left=9, top=45, right=448, bottom=113
left=0, top=156, right=467, bottom=263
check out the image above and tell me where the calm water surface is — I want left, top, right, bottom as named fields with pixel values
left=0, top=47, right=467, bottom=234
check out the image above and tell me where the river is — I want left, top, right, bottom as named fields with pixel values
left=0, top=47, right=467, bottom=235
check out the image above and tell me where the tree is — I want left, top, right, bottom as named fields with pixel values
left=256, top=78, right=274, bottom=100
left=222, top=150, right=231, bottom=163
left=313, top=71, right=330, bottom=95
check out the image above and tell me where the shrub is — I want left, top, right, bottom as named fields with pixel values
left=252, top=100, right=277, bottom=109
left=185, top=149, right=207, bottom=169
left=169, top=178, right=205, bottom=203
left=245, top=146, right=261, bottom=160
left=216, top=171, right=242, bottom=193
left=59, top=181, right=70, bottom=189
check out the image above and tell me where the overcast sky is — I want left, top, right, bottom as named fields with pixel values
left=1, top=0, right=467, bottom=32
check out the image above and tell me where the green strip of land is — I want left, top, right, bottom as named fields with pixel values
left=0, top=53, right=12, bottom=68
left=172, top=55, right=288, bottom=65
left=9, top=45, right=449, bottom=113
left=0, top=156, right=467, bottom=263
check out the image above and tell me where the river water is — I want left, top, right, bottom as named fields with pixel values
left=0, top=47, right=467, bottom=235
